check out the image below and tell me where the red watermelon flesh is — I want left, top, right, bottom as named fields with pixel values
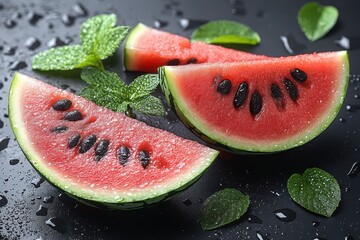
left=124, top=23, right=267, bottom=73
left=160, top=51, right=349, bottom=152
left=9, top=73, right=218, bottom=209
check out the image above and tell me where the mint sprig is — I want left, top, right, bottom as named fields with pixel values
left=32, top=14, right=130, bottom=70
left=80, top=68, right=166, bottom=117
left=191, top=20, right=261, bottom=45
left=287, top=167, right=341, bottom=217
left=298, top=2, right=339, bottom=42
left=199, top=188, right=250, bottom=230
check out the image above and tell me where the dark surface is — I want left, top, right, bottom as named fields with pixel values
left=1, top=0, right=360, bottom=239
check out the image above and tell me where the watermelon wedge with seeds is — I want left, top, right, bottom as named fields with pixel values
left=124, top=23, right=267, bottom=73
left=8, top=73, right=219, bottom=210
left=159, top=51, right=349, bottom=152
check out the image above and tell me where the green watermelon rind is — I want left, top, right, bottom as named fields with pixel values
left=8, top=73, right=219, bottom=210
left=123, top=23, right=145, bottom=71
left=159, top=51, right=349, bottom=153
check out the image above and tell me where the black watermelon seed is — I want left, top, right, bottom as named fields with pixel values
left=118, top=146, right=131, bottom=166
left=283, top=78, right=298, bottom=101
left=217, top=79, right=232, bottom=95
left=51, top=125, right=68, bottom=133
left=64, top=110, right=83, bottom=121
left=233, top=82, right=248, bottom=108
left=67, top=133, right=81, bottom=148
left=139, top=150, right=151, bottom=169
left=187, top=58, right=198, bottom=64
left=270, top=83, right=283, bottom=101
left=95, top=139, right=109, bottom=161
left=166, top=59, right=180, bottom=66
left=79, top=134, right=97, bottom=153
left=290, top=68, right=307, bottom=83
left=250, top=90, right=262, bottom=116
left=52, top=99, right=72, bottom=111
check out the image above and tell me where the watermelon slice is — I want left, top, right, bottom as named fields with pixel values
left=160, top=51, right=349, bottom=152
left=124, top=23, right=266, bottom=73
left=8, top=73, right=219, bottom=209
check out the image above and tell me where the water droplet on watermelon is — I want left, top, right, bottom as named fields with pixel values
left=247, top=214, right=263, bottom=224
left=0, top=195, right=8, bottom=207
left=347, top=161, right=359, bottom=178
left=24, top=37, right=41, bottom=50
left=273, top=208, right=296, bottom=222
left=45, top=217, right=67, bottom=234
left=9, top=61, right=28, bottom=71
left=9, top=159, right=19, bottom=165
left=0, top=137, right=10, bottom=151
left=36, top=205, right=48, bottom=216
left=61, top=14, right=75, bottom=26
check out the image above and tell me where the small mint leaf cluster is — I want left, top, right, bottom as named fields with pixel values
left=32, top=14, right=129, bottom=70
left=31, top=14, right=165, bottom=118
left=80, top=68, right=166, bottom=117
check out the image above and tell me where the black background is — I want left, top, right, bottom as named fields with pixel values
left=1, top=0, right=360, bottom=239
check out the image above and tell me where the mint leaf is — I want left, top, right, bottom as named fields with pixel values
left=80, top=14, right=130, bottom=59
left=199, top=188, right=250, bottom=230
left=298, top=2, right=339, bottom=42
left=191, top=20, right=260, bottom=45
left=131, top=95, right=166, bottom=116
left=32, top=45, right=102, bottom=71
left=80, top=68, right=165, bottom=117
left=287, top=167, right=341, bottom=217
left=128, top=74, right=160, bottom=101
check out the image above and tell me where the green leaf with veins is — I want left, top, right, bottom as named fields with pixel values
left=80, top=68, right=166, bottom=117
left=287, top=167, right=341, bottom=217
left=32, top=45, right=102, bottom=71
left=130, top=95, right=167, bottom=116
left=128, top=74, right=160, bottom=101
left=80, top=14, right=130, bottom=59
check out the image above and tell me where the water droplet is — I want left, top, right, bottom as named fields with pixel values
left=354, top=94, right=359, bottom=99
left=339, top=118, right=346, bottom=123
left=25, top=37, right=41, bottom=50
left=312, top=221, right=320, bottom=227
left=179, top=18, right=190, bottom=30
left=280, top=34, right=306, bottom=54
left=0, top=137, right=10, bottom=151
left=347, top=161, right=359, bottom=178
left=153, top=19, right=168, bottom=28
left=9, top=159, right=19, bottom=165
left=0, top=118, right=3, bottom=128
left=182, top=198, right=192, bottom=206
left=247, top=215, right=263, bottom=224
left=345, top=187, right=350, bottom=193
left=179, top=18, right=207, bottom=30
left=3, top=46, right=16, bottom=56
left=0, top=195, right=8, bottom=207
left=172, top=9, right=183, bottom=17
left=9, top=61, right=28, bottom=71
left=4, top=19, right=16, bottom=29
left=273, top=208, right=296, bottom=222
left=335, top=36, right=350, bottom=49
left=31, top=177, right=45, bottom=188
left=346, top=105, right=352, bottom=111
left=72, top=3, right=88, bottom=17
left=45, top=217, right=67, bottom=234
left=43, top=195, right=54, bottom=203
left=256, top=231, right=270, bottom=240
left=36, top=205, right=48, bottom=216
left=231, top=7, right=246, bottom=15
left=47, top=37, right=66, bottom=48
left=27, top=12, right=43, bottom=25
left=345, top=236, right=355, bottom=240
left=61, top=14, right=75, bottom=26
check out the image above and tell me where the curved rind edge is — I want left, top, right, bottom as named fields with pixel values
left=9, top=72, right=219, bottom=210
left=159, top=51, right=350, bottom=153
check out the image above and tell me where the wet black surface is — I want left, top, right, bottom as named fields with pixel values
left=0, top=0, right=360, bottom=239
